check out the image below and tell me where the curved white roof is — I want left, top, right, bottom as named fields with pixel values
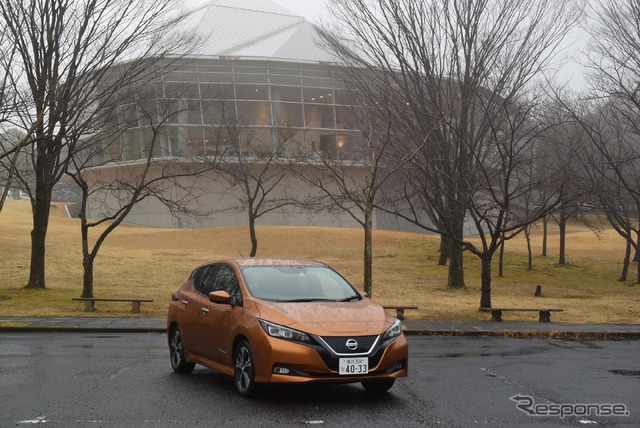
left=186, top=0, right=335, bottom=62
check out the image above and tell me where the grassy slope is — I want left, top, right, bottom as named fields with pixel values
left=0, top=199, right=638, bottom=324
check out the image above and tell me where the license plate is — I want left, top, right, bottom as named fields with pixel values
left=339, top=357, right=369, bottom=375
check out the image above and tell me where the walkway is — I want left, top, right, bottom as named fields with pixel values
left=1, top=317, right=639, bottom=339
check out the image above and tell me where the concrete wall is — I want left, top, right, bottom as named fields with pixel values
left=85, top=161, right=373, bottom=230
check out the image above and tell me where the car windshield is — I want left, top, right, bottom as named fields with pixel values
left=240, top=265, right=360, bottom=302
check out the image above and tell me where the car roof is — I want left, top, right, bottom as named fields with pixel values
left=197, top=258, right=328, bottom=269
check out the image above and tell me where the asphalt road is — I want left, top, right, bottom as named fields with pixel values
left=1, top=333, right=638, bottom=427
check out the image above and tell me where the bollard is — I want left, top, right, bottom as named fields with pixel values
left=535, top=285, right=542, bottom=297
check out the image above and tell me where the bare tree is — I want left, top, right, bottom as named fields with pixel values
left=0, top=0, right=197, bottom=289
left=205, top=107, right=298, bottom=257
left=560, top=0, right=640, bottom=283
left=67, top=82, right=213, bottom=298
left=530, top=97, right=606, bottom=267
left=323, top=0, right=580, bottom=307
left=0, top=25, right=17, bottom=164
left=0, top=28, right=43, bottom=212
left=586, top=0, right=640, bottom=100
left=288, top=81, right=423, bottom=297
left=569, top=100, right=640, bottom=283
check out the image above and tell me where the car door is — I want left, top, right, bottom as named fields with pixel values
left=198, top=264, right=241, bottom=365
left=182, top=265, right=219, bottom=358
left=176, top=266, right=208, bottom=355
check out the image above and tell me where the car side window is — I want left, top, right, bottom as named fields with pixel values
left=191, top=267, right=206, bottom=294
left=213, top=265, right=243, bottom=306
left=200, top=266, right=219, bottom=296
left=193, top=265, right=218, bottom=296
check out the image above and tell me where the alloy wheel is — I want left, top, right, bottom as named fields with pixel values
left=234, top=340, right=257, bottom=397
left=170, top=327, right=195, bottom=374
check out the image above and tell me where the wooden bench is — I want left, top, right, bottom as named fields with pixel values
left=479, top=307, right=564, bottom=323
left=72, top=297, right=154, bottom=313
left=383, top=305, right=419, bottom=320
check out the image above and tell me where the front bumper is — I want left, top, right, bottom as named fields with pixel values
left=253, top=332, right=409, bottom=384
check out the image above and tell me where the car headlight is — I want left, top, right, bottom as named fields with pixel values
left=383, top=319, right=402, bottom=340
left=259, top=319, right=311, bottom=343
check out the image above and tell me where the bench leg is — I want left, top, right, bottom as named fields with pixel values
left=395, top=309, right=405, bottom=320
left=84, top=300, right=95, bottom=312
left=490, top=310, right=503, bottom=322
left=131, top=301, right=141, bottom=314
left=539, top=311, right=551, bottom=322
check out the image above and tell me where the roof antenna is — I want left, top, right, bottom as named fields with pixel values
left=238, top=250, right=243, bottom=257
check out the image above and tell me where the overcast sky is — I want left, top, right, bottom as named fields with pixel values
left=275, top=0, right=586, bottom=89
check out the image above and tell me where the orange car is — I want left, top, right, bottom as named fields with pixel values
left=167, top=258, right=408, bottom=396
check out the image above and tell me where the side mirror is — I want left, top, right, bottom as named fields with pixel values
left=209, top=290, right=232, bottom=304
left=358, top=289, right=369, bottom=298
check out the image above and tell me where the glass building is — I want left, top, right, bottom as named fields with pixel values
left=124, top=57, right=360, bottom=163
left=86, top=0, right=416, bottom=231
left=104, top=0, right=360, bottom=165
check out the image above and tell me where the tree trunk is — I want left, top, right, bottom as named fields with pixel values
left=479, top=253, right=492, bottom=308
left=636, top=226, right=640, bottom=284
left=558, top=211, right=567, bottom=265
left=542, top=215, right=548, bottom=257
left=249, top=215, right=258, bottom=257
left=448, top=248, right=465, bottom=289
left=498, top=239, right=505, bottom=278
left=80, top=202, right=94, bottom=297
left=26, top=169, right=52, bottom=289
left=27, top=221, right=48, bottom=289
left=447, top=219, right=465, bottom=289
left=82, top=253, right=95, bottom=298
left=619, top=235, right=631, bottom=282
left=525, top=225, right=533, bottom=271
left=438, top=235, right=449, bottom=266
left=363, top=199, right=373, bottom=297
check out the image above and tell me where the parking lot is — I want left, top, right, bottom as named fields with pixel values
left=1, top=332, right=637, bottom=427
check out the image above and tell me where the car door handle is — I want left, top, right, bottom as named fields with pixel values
left=201, top=308, right=209, bottom=314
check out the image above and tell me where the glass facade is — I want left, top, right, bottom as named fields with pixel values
left=109, top=58, right=362, bottom=162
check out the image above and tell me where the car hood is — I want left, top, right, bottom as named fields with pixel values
left=254, top=299, right=390, bottom=335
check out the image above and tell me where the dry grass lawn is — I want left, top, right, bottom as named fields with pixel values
left=0, top=199, right=639, bottom=325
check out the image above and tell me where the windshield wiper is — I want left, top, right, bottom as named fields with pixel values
left=267, top=296, right=361, bottom=303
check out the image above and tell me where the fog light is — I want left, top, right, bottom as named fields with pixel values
left=274, top=366, right=290, bottom=375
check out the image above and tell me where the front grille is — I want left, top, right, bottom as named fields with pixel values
left=302, top=335, right=398, bottom=373
left=316, top=335, right=379, bottom=355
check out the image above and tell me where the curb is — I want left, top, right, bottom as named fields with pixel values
left=0, top=326, right=166, bottom=334
left=402, top=329, right=640, bottom=340
left=2, top=324, right=639, bottom=340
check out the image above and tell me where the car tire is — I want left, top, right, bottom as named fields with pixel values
left=169, top=326, right=195, bottom=374
left=361, top=378, right=395, bottom=393
left=234, top=339, right=257, bottom=397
